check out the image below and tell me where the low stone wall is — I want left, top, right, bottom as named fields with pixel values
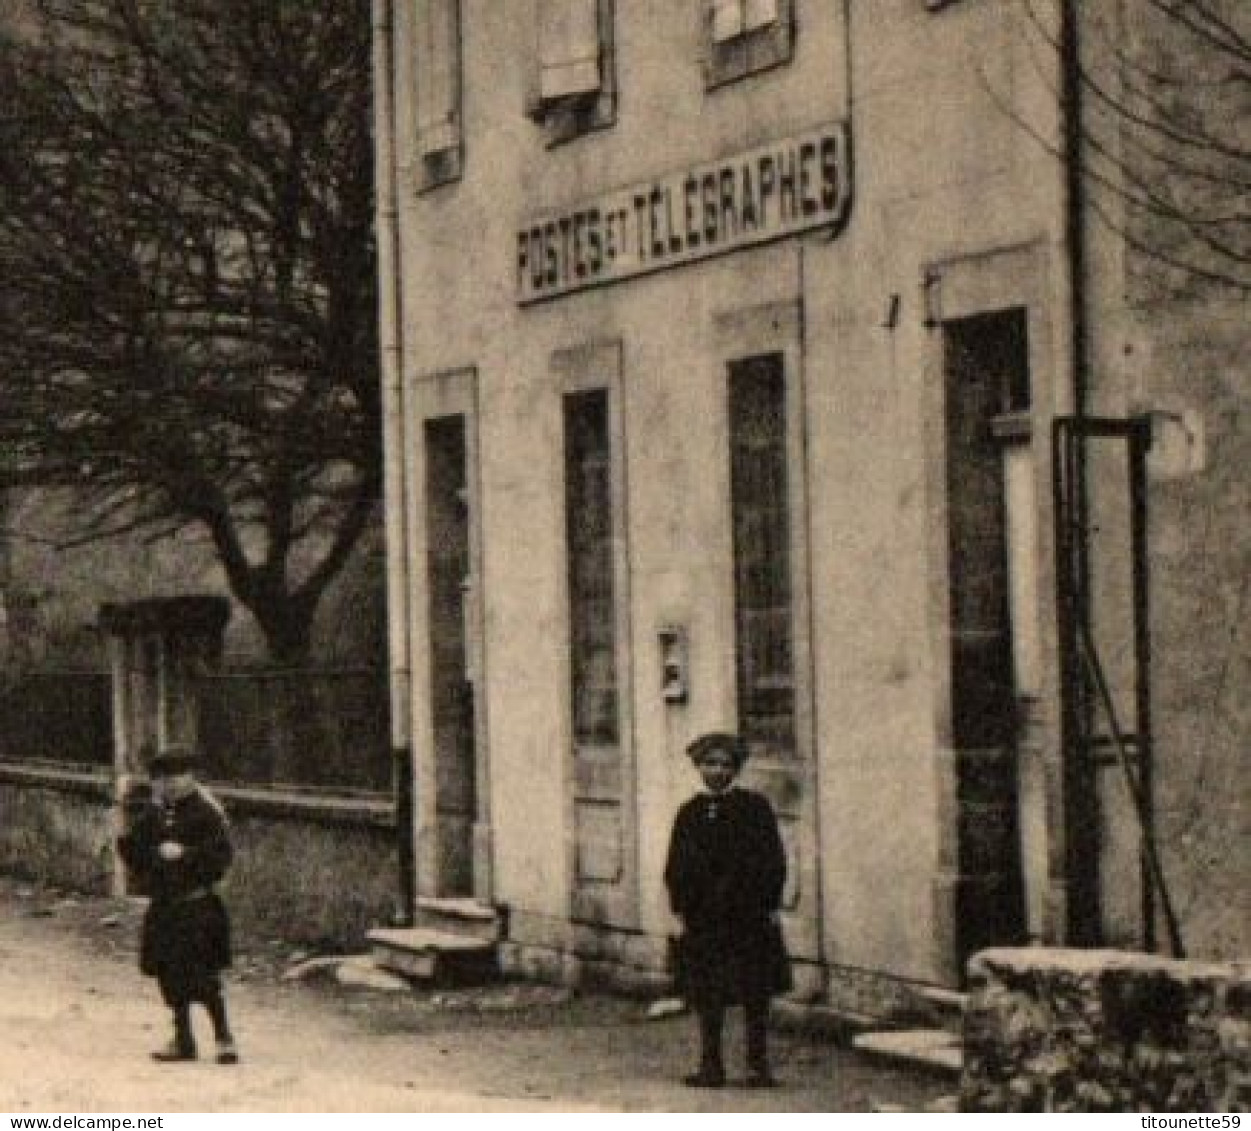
left=0, top=765, right=114, bottom=892
left=962, top=947, right=1250, bottom=1112
left=219, top=787, right=399, bottom=948
left=0, top=764, right=399, bottom=951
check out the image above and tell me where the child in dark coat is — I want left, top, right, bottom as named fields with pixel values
left=664, top=732, right=790, bottom=1088
left=117, top=745, right=238, bottom=1064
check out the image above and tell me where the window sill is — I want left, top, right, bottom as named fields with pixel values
left=532, top=92, right=617, bottom=148
left=415, top=146, right=464, bottom=193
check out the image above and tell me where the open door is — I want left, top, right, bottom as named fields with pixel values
left=940, top=309, right=1036, bottom=971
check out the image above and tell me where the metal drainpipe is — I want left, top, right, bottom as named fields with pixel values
left=372, top=0, right=415, bottom=926
left=1057, top=0, right=1099, bottom=946
left=799, top=0, right=855, bottom=989
left=1060, top=0, right=1089, bottom=423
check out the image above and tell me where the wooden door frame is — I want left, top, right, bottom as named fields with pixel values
left=714, top=297, right=823, bottom=975
left=921, top=240, right=1064, bottom=981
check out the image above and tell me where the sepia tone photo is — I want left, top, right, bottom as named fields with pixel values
left=0, top=0, right=1246, bottom=1113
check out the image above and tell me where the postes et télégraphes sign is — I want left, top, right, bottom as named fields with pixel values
left=516, top=121, right=851, bottom=305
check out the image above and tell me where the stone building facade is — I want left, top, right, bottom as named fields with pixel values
left=373, top=0, right=1248, bottom=1007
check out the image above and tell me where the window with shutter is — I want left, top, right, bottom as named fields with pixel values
left=414, top=0, right=462, bottom=188
left=530, top=0, right=616, bottom=145
left=704, top=0, right=793, bottom=89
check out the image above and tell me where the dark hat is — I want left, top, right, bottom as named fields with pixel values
left=147, top=744, right=199, bottom=776
left=686, top=731, right=749, bottom=770
left=121, top=777, right=154, bottom=811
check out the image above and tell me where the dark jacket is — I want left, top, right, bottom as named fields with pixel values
left=118, top=784, right=233, bottom=989
left=664, top=786, right=790, bottom=1006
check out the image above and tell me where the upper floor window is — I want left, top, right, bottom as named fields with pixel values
left=529, top=0, right=616, bottom=145
left=414, top=0, right=462, bottom=188
left=704, top=0, right=794, bottom=90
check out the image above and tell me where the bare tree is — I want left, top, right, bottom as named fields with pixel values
left=0, top=0, right=378, bottom=665
left=1023, top=0, right=1250, bottom=293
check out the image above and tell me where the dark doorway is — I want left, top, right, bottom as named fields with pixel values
left=943, top=308, right=1033, bottom=972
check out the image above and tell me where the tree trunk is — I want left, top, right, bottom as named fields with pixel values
left=246, top=595, right=318, bottom=784
left=250, top=596, right=314, bottom=670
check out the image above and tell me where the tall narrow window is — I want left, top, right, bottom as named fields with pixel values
left=530, top=0, right=616, bottom=145
left=729, top=354, right=793, bottom=750
left=415, top=0, right=462, bottom=187
left=704, top=0, right=793, bottom=89
left=564, top=389, right=618, bottom=744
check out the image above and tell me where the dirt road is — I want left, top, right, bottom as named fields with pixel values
left=0, top=877, right=950, bottom=1113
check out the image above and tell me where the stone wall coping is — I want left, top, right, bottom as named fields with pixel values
left=0, top=761, right=393, bottom=829
left=0, top=761, right=112, bottom=800
left=211, top=784, right=395, bottom=829
left=972, top=946, right=1248, bottom=984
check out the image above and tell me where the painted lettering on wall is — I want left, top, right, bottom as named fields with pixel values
left=516, top=122, right=851, bottom=304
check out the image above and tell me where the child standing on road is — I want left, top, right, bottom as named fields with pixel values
left=664, top=731, right=791, bottom=1088
left=117, top=744, right=238, bottom=1064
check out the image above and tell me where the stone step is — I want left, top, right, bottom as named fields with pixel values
left=367, top=926, right=498, bottom=984
left=911, top=984, right=969, bottom=1033
left=413, top=896, right=504, bottom=941
left=852, top=1029, right=963, bottom=1077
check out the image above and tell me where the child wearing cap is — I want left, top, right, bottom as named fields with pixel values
left=117, top=744, right=238, bottom=1064
left=664, top=731, right=791, bottom=1088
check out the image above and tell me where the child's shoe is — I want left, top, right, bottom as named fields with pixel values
left=215, top=1038, right=240, bottom=1065
left=151, top=1039, right=197, bottom=1062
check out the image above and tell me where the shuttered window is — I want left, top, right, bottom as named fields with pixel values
left=711, top=0, right=780, bottom=43
left=704, top=0, right=793, bottom=89
left=414, top=0, right=462, bottom=186
left=539, top=0, right=602, bottom=100
left=530, top=0, right=616, bottom=144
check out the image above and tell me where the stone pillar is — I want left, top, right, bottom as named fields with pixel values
left=99, top=596, right=230, bottom=894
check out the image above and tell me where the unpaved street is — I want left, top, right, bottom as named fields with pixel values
left=0, top=878, right=950, bottom=1113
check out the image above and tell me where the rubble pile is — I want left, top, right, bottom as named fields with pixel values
left=961, top=948, right=1249, bottom=1112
